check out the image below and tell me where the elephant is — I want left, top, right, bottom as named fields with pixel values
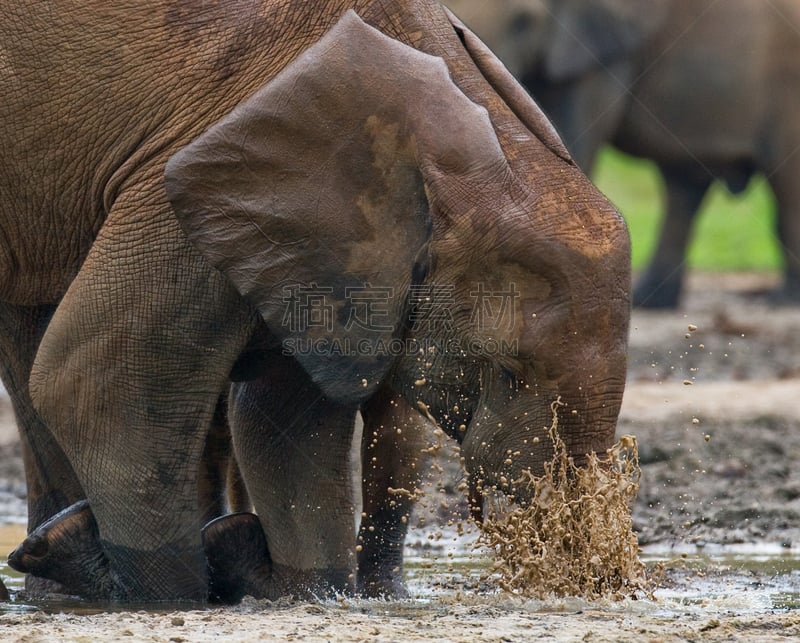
left=446, top=0, right=800, bottom=308
left=1, top=1, right=630, bottom=602
left=356, top=388, right=435, bottom=597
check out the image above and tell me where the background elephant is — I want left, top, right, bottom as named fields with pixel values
left=1, top=1, right=629, bottom=602
left=447, top=0, right=800, bottom=308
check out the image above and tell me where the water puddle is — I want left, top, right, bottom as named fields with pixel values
left=642, top=542, right=800, bottom=612
left=403, top=528, right=800, bottom=616
left=1, top=523, right=799, bottom=617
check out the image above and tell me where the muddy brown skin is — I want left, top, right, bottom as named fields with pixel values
left=1, top=1, right=629, bottom=602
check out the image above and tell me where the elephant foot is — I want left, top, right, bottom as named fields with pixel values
left=202, top=513, right=354, bottom=603
left=357, top=568, right=409, bottom=599
left=8, top=500, right=114, bottom=600
left=23, top=574, right=70, bottom=597
left=202, top=512, right=273, bottom=603
left=356, top=502, right=412, bottom=598
left=356, top=538, right=409, bottom=598
left=632, top=276, right=682, bottom=309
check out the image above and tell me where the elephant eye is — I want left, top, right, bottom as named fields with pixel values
left=411, top=255, right=431, bottom=286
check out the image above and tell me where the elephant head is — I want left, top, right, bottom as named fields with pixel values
left=166, top=8, right=630, bottom=517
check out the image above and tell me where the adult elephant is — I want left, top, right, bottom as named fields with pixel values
left=447, top=0, right=800, bottom=308
left=1, top=1, right=630, bottom=602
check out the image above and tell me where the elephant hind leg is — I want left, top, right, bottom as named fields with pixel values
left=226, top=456, right=250, bottom=513
left=198, top=395, right=252, bottom=527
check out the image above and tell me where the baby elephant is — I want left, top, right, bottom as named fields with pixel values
left=2, top=0, right=629, bottom=602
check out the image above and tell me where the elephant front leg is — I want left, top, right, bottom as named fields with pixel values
left=26, top=198, right=258, bottom=602
left=222, top=359, right=358, bottom=601
left=357, top=388, right=430, bottom=598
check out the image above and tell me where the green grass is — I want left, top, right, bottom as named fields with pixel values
left=591, top=146, right=782, bottom=273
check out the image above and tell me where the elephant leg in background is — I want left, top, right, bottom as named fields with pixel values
left=210, top=353, right=358, bottom=602
left=26, top=190, right=257, bottom=601
left=357, top=387, right=430, bottom=598
left=632, top=168, right=712, bottom=309
left=771, top=162, right=800, bottom=302
left=0, top=301, right=85, bottom=593
left=198, top=394, right=251, bottom=527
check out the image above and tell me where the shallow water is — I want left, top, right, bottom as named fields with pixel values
left=405, top=526, right=800, bottom=614
left=1, top=522, right=799, bottom=617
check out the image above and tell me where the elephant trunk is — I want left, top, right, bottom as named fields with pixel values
left=460, top=344, right=627, bottom=520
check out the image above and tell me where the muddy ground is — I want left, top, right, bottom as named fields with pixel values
left=1, top=272, right=800, bottom=641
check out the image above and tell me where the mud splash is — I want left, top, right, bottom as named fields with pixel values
left=478, top=399, right=653, bottom=600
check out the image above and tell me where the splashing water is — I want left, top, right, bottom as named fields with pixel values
left=478, top=398, right=656, bottom=600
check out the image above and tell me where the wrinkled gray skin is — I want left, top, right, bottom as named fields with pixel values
left=1, top=1, right=629, bottom=602
left=448, top=0, right=800, bottom=308
left=8, top=398, right=253, bottom=600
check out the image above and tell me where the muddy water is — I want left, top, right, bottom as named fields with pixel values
left=0, top=525, right=800, bottom=619
left=403, top=527, right=800, bottom=614
left=643, top=544, right=800, bottom=612
left=0, top=524, right=27, bottom=612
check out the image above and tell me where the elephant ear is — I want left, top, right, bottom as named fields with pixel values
left=544, top=0, right=668, bottom=82
left=165, top=10, right=507, bottom=404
